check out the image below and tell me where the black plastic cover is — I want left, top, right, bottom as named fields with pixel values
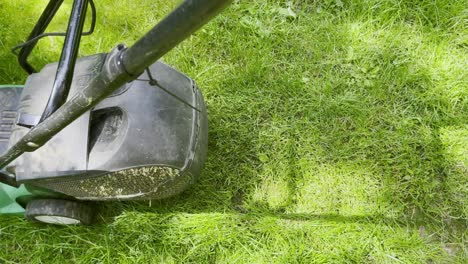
left=7, top=55, right=106, bottom=179
left=7, top=55, right=208, bottom=201
left=0, top=87, right=23, bottom=155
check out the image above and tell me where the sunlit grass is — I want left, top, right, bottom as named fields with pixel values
left=0, top=0, right=467, bottom=263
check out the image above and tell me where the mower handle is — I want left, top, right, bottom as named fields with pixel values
left=0, top=0, right=232, bottom=187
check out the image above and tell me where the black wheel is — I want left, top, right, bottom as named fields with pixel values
left=25, top=199, right=94, bottom=225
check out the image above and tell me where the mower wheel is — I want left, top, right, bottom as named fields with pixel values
left=25, top=199, right=94, bottom=225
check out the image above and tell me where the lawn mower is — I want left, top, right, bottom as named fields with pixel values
left=0, top=0, right=231, bottom=225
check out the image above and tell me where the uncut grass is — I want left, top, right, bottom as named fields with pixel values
left=0, top=0, right=467, bottom=263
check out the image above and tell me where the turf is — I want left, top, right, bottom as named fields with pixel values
left=0, top=0, right=467, bottom=263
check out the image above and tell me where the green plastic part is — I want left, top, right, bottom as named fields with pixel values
left=0, top=184, right=31, bottom=215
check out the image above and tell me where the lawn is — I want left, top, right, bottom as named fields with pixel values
left=0, top=0, right=467, bottom=263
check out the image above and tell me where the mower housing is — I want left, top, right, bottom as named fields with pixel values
left=6, top=54, right=208, bottom=201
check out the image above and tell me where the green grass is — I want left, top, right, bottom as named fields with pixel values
left=0, top=0, right=467, bottom=262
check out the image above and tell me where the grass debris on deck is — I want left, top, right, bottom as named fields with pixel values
left=0, top=0, right=466, bottom=263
